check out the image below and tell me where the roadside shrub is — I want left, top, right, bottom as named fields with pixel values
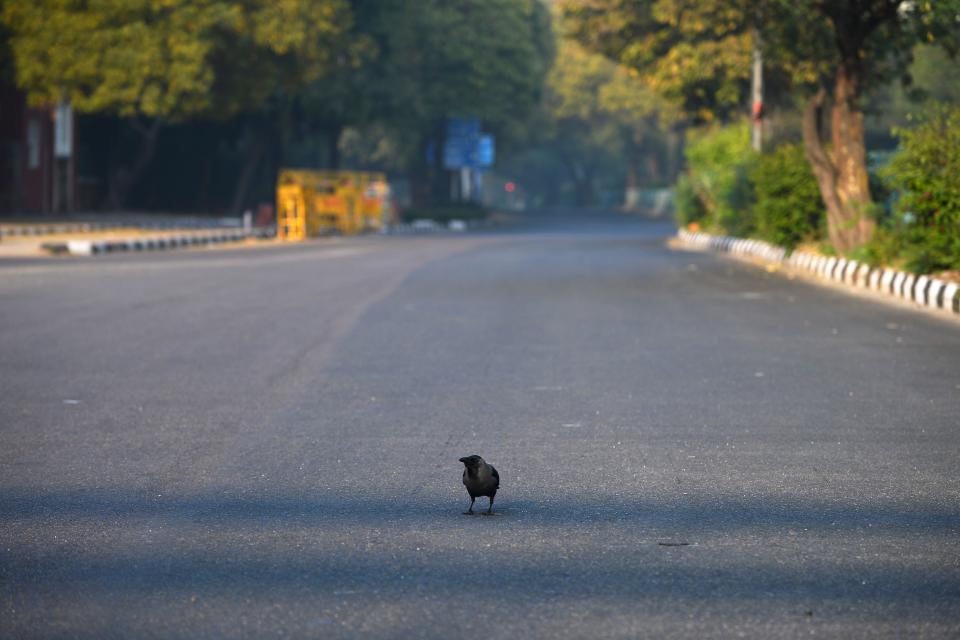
left=881, top=103, right=960, bottom=273
left=683, top=121, right=757, bottom=236
left=854, top=225, right=904, bottom=268
left=749, top=143, right=824, bottom=250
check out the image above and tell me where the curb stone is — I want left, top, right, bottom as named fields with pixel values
left=676, top=229, right=960, bottom=317
left=42, top=229, right=273, bottom=256
left=1, top=220, right=240, bottom=238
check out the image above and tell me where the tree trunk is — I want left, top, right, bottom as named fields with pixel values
left=429, top=120, right=448, bottom=204
left=105, top=118, right=162, bottom=211
left=230, top=121, right=269, bottom=215
left=571, top=161, right=594, bottom=207
left=830, top=66, right=874, bottom=248
left=410, top=134, right=432, bottom=209
left=326, top=123, right=342, bottom=169
left=623, top=161, right=640, bottom=211
left=801, top=68, right=875, bottom=253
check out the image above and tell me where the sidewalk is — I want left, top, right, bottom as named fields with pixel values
left=0, top=211, right=504, bottom=258
left=0, top=213, right=270, bottom=258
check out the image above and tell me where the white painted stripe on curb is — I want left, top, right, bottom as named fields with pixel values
left=927, top=279, right=945, bottom=309
left=892, top=271, right=905, bottom=296
left=915, top=275, right=930, bottom=305
left=855, top=263, right=870, bottom=287
left=843, top=260, right=858, bottom=284
left=944, top=283, right=959, bottom=313
left=833, top=258, right=847, bottom=281
left=66, top=240, right=93, bottom=256
left=902, top=274, right=916, bottom=300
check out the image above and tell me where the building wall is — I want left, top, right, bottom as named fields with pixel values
left=0, top=84, right=25, bottom=212
left=0, top=83, right=75, bottom=215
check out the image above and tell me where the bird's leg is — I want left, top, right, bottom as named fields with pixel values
left=464, top=496, right=475, bottom=515
left=484, top=495, right=495, bottom=515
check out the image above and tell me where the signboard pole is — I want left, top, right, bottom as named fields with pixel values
left=52, top=101, right=74, bottom=212
left=460, top=167, right=471, bottom=201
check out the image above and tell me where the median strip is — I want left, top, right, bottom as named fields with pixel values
left=41, top=229, right=273, bottom=256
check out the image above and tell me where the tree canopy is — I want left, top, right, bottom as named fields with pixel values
left=2, top=0, right=354, bottom=120
left=562, top=0, right=960, bottom=251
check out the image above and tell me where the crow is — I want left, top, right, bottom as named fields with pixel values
left=459, top=455, right=499, bottom=515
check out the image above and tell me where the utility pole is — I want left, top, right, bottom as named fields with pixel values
left=751, top=24, right=764, bottom=152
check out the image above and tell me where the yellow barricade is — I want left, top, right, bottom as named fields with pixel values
left=276, top=169, right=389, bottom=240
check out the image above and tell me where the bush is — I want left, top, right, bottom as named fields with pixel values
left=880, top=103, right=960, bottom=273
left=683, top=121, right=757, bottom=236
left=674, top=174, right=707, bottom=228
left=750, top=143, right=824, bottom=250
left=854, top=225, right=903, bottom=268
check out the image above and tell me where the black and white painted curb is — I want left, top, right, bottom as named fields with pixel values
left=677, top=229, right=960, bottom=316
left=42, top=229, right=273, bottom=256
left=1, top=222, right=124, bottom=237
left=36, top=217, right=491, bottom=255
left=1, top=219, right=242, bottom=238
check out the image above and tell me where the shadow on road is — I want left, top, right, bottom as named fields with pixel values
left=2, top=488, right=958, bottom=612
left=2, top=487, right=957, bottom=532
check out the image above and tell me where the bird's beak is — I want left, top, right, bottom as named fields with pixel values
left=458, top=457, right=469, bottom=463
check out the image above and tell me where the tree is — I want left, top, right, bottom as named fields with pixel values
left=562, top=0, right=960, bottom=252
left=546, top=35, right=667, bottom=206
left=881, top=103, right=960, bottom=273
left=346, top=0, right=554, bottom=205
left=2, top=0, right=354, bottom=208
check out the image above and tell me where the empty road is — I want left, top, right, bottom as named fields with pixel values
left=2, top=211, right=959, bottom=638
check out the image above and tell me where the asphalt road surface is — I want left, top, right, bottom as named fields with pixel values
left=2, top=210, right=959, bottom=638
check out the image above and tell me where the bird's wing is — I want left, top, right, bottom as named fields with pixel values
left=490, top=465, right=500, bottom=488
left=462, top=469, right=468, bottom=486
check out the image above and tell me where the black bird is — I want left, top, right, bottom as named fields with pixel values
left=459, top=455, right=499, bottom=515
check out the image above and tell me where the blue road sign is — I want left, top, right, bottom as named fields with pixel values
left=475, top=135, right=494, bottom=167
left=447, top=117, right=481, bottom=140
left=443, top=118, right=494, bottom=169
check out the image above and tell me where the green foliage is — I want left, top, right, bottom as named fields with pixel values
left=683, top=121, right=756, bottom=236
left=560, top=0, right=754, bottom=124
left=562, top=0, right=960, bottom=252
left=851, top=226, right=902, bottom=268
left=879, top=103, right=960, bottom=273
left=369, top=0, right=552, bottom=135
left=562, top=0, right=958, bottom=126
left=673, top=174, right=707, bottom=228
left=339, top=0, right=555, bottom=202
left=750, top=143, right=823, bottom=249
left=538, top=31, right=667, bottom=206
left=1, top=0, right=353, bottom=120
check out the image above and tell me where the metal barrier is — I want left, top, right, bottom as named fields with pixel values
left=276, top=169, right=389, bottom=240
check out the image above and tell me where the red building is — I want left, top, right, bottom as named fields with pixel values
left=0, top=83, right=76, bottom=215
